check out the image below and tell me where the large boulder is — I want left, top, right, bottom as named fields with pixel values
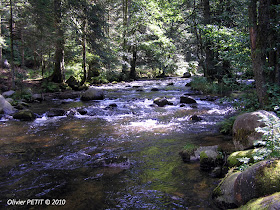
left=153, top=97, right=173, bottom=107
left=238, top=192, right=280, bottom=210
left=213, top=159, right=280, bottom=208
left=13, top=109, right=36, bottom=121
left=232, top=110, right=279, bottom=150
left=81, top=87, right=105, bottom=101
left=66, top=76, right=80, bottom=90
left=0, top=95, right=15, bottom=114
left=180, top=95, right=197, bottom=104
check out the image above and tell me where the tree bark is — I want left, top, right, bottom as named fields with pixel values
left=203, top=0, right=216, bottom=79
left=80, top=19, right=87, bottom=86
left=249, top=0, right=269, bottom=108
left=130, top=45, right=137, bottom=80
left=0, top=0, right=2, bottom=68
left=51, top=0, right=64, bottom=83
left=122, top=0, right=128, bottom=74
left=9, top=0, right=15, bottom=89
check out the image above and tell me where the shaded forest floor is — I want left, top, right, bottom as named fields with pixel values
left=0, top=68, right=43, bottom=93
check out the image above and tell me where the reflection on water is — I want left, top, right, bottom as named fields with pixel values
left=0, top=78, right=234, bottom=209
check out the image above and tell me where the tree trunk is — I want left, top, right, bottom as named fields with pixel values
left=130, top=45, right=137, bottom=80
left=51, top=0, right=64, bottom=83
left=203, top=0, right=216, bottom=79
left=268, top=0, right=280, bottom=85
left=20, top=29, right=25, bottom=67
left=9, top=0, right=15, bottom=89
left=122, top=0, right=128, bottom=74
left=0, top=0, right=2, bottom=68
left=80, top=19, right=87, bottom=86
left=249, top=0, right=269, bottom=108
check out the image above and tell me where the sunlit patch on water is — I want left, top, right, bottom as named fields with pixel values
left=124, top=119, right=181, bottom=134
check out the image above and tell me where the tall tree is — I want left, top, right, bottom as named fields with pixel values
left=9, top=0, right=15, bottom=89
left=248, top=0, right=269, bottom=108
left=51, top=0, right=64, bottom=83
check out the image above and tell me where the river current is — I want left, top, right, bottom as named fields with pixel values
left=0, top=78, right=234, bottom=209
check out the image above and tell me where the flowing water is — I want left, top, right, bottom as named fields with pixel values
left=0, top=78, right=234, bottom=209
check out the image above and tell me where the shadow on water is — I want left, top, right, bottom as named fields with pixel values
left=0, top=78, right=234, bottom=209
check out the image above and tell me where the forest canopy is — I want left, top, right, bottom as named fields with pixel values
left=0, top=0, right=279, bottom=110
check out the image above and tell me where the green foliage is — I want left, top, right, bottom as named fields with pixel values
left=199, top=24, right=251, bottom=74
left=41, top=81, right=61, bottom=93
left=265, top=84, right=280, bottom=114
left=11, top=89, right=32, bottom=102
left=218, top=116, right=236, bottom=135
left=183, top=143, right=197, bottom=153
left=190, top=76, right=230, bottom=95
left=233, top=90, right=260, bottom=112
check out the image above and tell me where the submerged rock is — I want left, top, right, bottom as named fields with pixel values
left=77, top=108, right=87, bottom=115
left=190, top=115, right=202, bottom=121
left=232, top=110, right=279, bottom=150
left=94, top=155, right=130, bottom=169
left=81, top=87, right=105, bottom=101
left=47, top=108, right=66, bottom=117
left=182, top=72, right=191, bottom=78
left=13, top=109, right=36, bottom=121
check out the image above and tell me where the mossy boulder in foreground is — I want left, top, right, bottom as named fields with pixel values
left=236, top=192, right=280, bottom=210
left=213, top=159, right=280, bottom=208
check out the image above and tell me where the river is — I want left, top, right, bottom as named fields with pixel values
left=0, top=78, right=234, bottom=209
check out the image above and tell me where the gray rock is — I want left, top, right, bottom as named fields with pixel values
left=153, top=97, right=173, bottom=107
left=180, top=95, right=197, bottom=104
left=13, top=109, right=36, bottom=121
left=81, top=87, right=105, bottom=101
left=232, top=110, right=279, bottom=150
left=2, top=90, right=15, bottom=98
left=0, top=95, right=15, bottom=114
left=66, top=76, right=80, bottom=90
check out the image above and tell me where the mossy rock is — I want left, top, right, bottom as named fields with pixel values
left=227, top=149, right=261, bottom=168
left=200, top=149, right=223, bottom=171
left=236, top=192, right=280, bottom=210
left=179, top=143, right=197, bottom=162
left=13, top=109, right=36, bottom=121
left=213, top=169, right=241, bottom=209
left=234, top=159, right=280, bottom=206
left=213, top=159, right=280, bottom=208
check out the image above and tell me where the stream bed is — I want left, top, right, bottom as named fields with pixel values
left=0, top=78, right=235, bottom=209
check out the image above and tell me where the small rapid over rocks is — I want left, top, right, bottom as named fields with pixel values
left=0, top=78, right=235, bottom=209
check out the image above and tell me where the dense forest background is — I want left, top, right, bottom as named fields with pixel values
left=0, top=0, right=279, bottom=111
